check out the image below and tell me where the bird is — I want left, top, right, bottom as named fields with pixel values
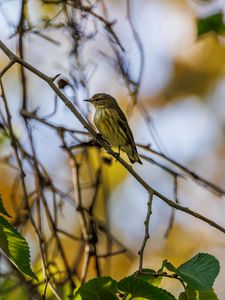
left=84, top=93, right=142, bottom=164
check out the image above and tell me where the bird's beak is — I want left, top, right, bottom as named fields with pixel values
left=83, top=98, right=91, bottom=102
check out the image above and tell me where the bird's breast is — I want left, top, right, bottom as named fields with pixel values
left=94, top=109, right=121, bottom=146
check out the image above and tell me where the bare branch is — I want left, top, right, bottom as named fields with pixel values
left=138, top=191, right=154, bottom=271
left=137, top=143, right=225, bottom=197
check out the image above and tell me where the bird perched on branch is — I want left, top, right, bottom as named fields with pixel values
left=84, top=93, right=142, bottom=164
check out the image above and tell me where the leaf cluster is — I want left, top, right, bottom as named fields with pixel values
left=74, top=253, right=220, bottom=300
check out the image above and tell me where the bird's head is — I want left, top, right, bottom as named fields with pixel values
left=83, top=93, right=117, bottom=109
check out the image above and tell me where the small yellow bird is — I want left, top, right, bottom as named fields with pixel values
left=84, top=93, right=142, bottom=164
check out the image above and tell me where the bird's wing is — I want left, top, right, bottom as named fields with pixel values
left=114, top=104, right=138, bottom=151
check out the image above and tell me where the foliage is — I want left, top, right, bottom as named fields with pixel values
left=0, top=196, right=37, bottom=280
left=132, top=268, right=162, bottom=287
left=0, top=277, right=29, bottom=300
left=197, top=12, right=225, bottom=37
left=73, top=277, right=118, bottom=300
left=74, top=252, right=220, bottom=300
left=178, top=287, right=219, bottom=300
left=163, top=253, right=220, bottom=291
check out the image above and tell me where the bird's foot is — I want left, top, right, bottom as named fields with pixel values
left=114, top=152, right=120, bottom=162
left=96, top=133, right=103, bottom=140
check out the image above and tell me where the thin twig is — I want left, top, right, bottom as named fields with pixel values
left=127, top=0, right=144, bottom=103
left=137, top=143, right=225, bottom=197
left=138, top=191, right=154, bottom=271
left=164, top=175, right=179, bottom=238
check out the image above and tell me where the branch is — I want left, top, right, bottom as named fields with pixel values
left=137, top=143, right=225, bottom=197
left=1, top=40, right=225, bottom=237
left=127, top=0, right=144, bottom=102
left=164, top=175, right=179, bottom=238
left=138, top=191, right=154, bottom=271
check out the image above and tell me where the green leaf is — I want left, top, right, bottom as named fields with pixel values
left=118, top=276, right=176, bottom=300
left=73, top=277, right=118, bottom=300
left=0, top=216, right=37, bottom=280
left=0, top=196, right=11, bottom=218
left=197, top=12, right=225, bottom=37
left=178, top=287, right=219, bottom=300
left=132, top=269, right=162, bottom=287
left=162, top=260, right=177, bottom=273
left=0, top=277, right=28, bottom=300
left=197, top=288, right=219, bottom=300
left=178, top=286, right=197, bottom=300
left=176, top=253, right=220, bottom=291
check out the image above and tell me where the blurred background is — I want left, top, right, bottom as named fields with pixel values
left=0, top=0, right=225, bottom=299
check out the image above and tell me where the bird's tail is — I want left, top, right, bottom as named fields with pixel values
left=127, top=152, right=142, bottom=164
left=122, top=145, right=142, bottom=164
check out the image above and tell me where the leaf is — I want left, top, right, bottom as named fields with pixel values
left=0, top=216, right=37, bottom=280
left=197, top=289, right=219, bottom=300
left=132, top=269, right=162, bottom=287
left=118, top=276, right=176, bottom=300
left=73, top=277, right=118, bottom=300
left=0, top=195, right=11, bottom=218
left=176, top=253, right=220, bottom=291
left=178, top=286, right=197, bottom=300
left=197, top=12, right=225, bottom=37
left=0, top=277, right=28, bottom=299
left=179, top=292, right=196, bottom=300
left=178, top=287, right=219, bottom=300
left=162, top=260, right=177, bottom=273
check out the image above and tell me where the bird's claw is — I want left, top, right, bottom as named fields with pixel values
left=96, top=133, right=103, bottom=140
left=114, top=152, right=120, bottom=162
